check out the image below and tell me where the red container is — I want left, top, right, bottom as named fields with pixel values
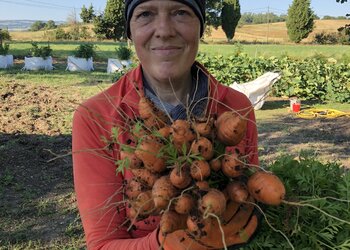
left=292, top=103, right=301, bottom=112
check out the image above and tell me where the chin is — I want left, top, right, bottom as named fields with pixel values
left=154, top=67, right=178, bottom=80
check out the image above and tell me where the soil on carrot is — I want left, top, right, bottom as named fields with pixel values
left=0, top=83, right=349, bottom=248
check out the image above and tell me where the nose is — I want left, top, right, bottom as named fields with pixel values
left=154, top=13, right=176, bottom=39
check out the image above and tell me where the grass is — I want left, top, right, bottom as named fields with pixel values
left=255, top=99, right=350, bottom=121
left=4, top=41, right=350, bottom=64
left=199, top=44, right=350, bottom=62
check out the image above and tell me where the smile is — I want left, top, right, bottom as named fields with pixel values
left=152, top=46, right=182, bottom=56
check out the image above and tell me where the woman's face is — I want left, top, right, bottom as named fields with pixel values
left=130, top=0, right=201, bottom=83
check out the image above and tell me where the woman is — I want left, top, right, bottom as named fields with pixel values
left=72, top=0, right=259, bottom=249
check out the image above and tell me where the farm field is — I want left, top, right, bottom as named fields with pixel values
left=10, top=19, right=349, bottom=44
left=1, top=27, right=350, bottom=248
left=207, top=19, right=350, bottom=43
left=1, top=61, right=350, bottom=249
left=5, top=41, right=350, bottom=67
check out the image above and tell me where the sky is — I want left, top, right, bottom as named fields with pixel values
left=0, top=0, right=348, bottom=21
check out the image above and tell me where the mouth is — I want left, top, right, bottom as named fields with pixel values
left=151, top=46, right=182, bottom=56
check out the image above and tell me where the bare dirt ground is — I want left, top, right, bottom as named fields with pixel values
left=257, top=100, right=350, bottom=168
left=0, top=83, right=349, bottom=247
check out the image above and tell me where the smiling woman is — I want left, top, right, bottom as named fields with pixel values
left=72, top=0, right=260, bottom=249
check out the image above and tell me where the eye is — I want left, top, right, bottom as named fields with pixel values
left=174, top=9, right=190, bottom=16
left=136, top=11, right=153, bottom=19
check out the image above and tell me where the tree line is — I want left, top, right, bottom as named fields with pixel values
left=24, top=0, right=350, bottom=44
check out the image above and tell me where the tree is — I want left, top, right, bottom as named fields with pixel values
left=87, top=4, right=96, bottom=22
left=45, top=20, right=57, bottom=30
left=0, top=29, right=11, bottom=41
left=286, top=0, right=314, bottom=43
left=81, top=4, right=95, bottom=23
left=104, top=0, right=125, bottom=40
left=93, top=14, right=109, bottom=40
left=30, top=21, right=46, bottom=31
left=80, top=5, right=90, bottom=23
left=93, top=0, right=124, bottom=40
left=67, top=9, right=78, bottom=25
left=221, top=0, right=241, bottom=42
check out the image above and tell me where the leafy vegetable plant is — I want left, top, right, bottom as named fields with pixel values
left=115, top=45, right=133, bottom=61
left=29, top=42, right=52, bottom=59
left=244, top=153, right=350, bottom=249
left=0, top=43, right=10, bottom=55
left=74, top=43, right=96, bottom=59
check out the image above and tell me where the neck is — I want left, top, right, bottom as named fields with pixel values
left=143, top=71, right=193, bottom=106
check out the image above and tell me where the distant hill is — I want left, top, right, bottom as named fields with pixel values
left=0, top=20, right=65, bottom=31
left=208, top=20, right=349, bottom=43
left=7, top=19, right=349, bottom=44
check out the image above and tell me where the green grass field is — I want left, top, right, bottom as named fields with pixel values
left=6, top=41, right=350, bottom=63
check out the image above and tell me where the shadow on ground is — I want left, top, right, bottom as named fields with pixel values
left=0, top=133, right=82, bottom=245
left=258, top=115, right=350, bottom=167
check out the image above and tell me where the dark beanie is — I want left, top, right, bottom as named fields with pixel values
left=125, top=0, right=206, bottom=39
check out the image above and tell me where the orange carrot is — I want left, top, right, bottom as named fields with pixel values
left=247, top=171, right=286, bottom=205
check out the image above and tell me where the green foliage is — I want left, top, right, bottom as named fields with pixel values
left=48, top=26, right=92, bottom=41
left=30, top=21, right=46, bottom=32
left=243, top=154, right=350, bottom=249
left=239, top=12, right=287, bottom=25
left=94, top=0, right=125, bottom=40
left=80, top=4, right=95, bottom=23
left=73, top=43, right=96, bottom=59
left=93, top=14, right=109, bottom=40
left=286, top=0, right=315, bottom=43
left=206, top=0, right=222, bottom=29
left=44, top=20, right=57, bottom=30
left=111, top=68, right=129, bottom=82
left=196, top=52, right=350, bottom=103
left=29, top=42, right=52, bottom=59
left=337, top=24, right=350, bottom=44
left=313, top=32, right=339, bottom=44
left=221, top=0, right=241, bottom=42
left=0, top=29, right=11, bottom=41
left=0, top=43, right=10, bottom=55
left=115, top=45, right=133, bottom=60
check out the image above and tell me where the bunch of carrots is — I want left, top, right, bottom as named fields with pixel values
left=117, top=94, right=286, bottom=239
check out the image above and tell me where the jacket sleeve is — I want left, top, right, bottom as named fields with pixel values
left=72, top=105, right=160, bottom=250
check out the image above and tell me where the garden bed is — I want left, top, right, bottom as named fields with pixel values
left=0, top=82, right=349, bottom=249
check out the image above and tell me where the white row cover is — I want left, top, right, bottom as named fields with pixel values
left=22, top=56, right=54, bottom=71
left=230, top=72, right=281, bottom=110
left=1, top=55, right=133, bottom=73
left=107, top=59, right=132, bottom=73
left=66, top=56, right=94, bottom=72
left=0, top=55, right=13, bottom=69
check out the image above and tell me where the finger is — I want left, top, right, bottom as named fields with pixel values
left=222, top=200, right=240, bottom=224
left=225, top=198, right=255, bottom=234
left=166, top=230, right=212, bottom=250
left=227, top=214, right=258, bottom=245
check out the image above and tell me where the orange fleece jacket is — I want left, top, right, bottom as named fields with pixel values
left=72, top=63, right=259, bottom=249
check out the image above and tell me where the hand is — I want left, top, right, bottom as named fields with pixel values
left=158, top=196, right=259, bottom=250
